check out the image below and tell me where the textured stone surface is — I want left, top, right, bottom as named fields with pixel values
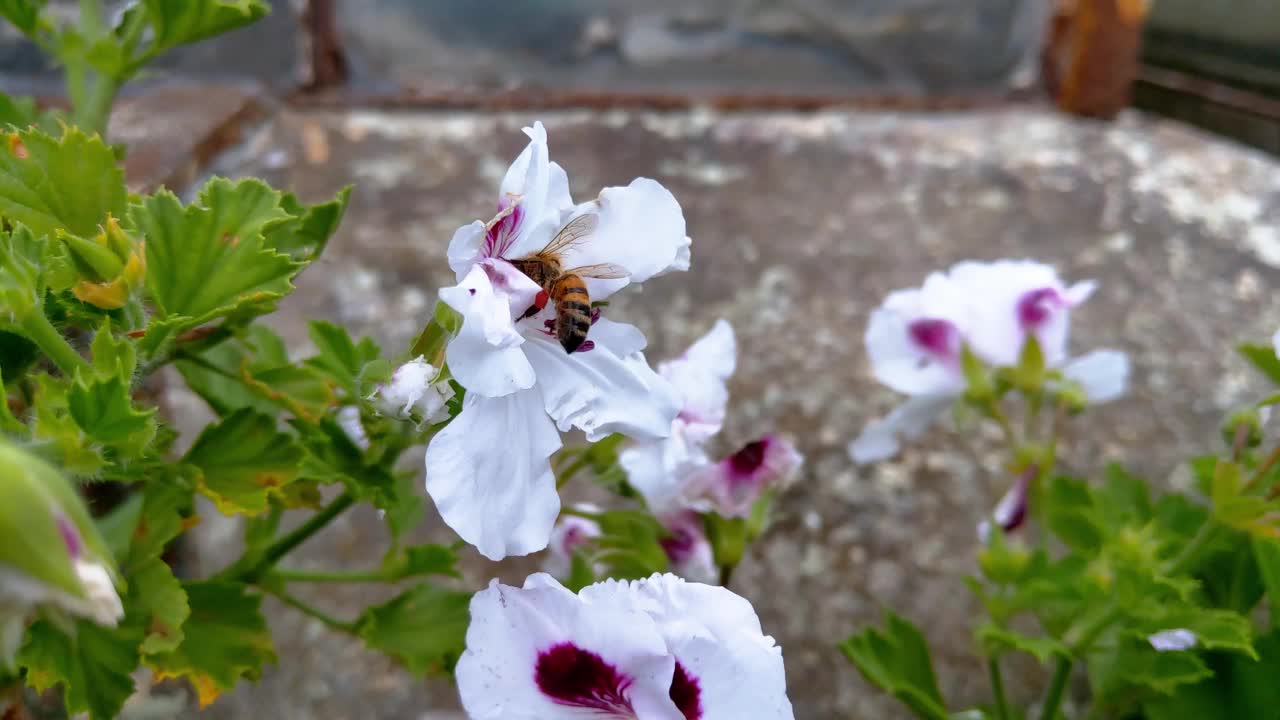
left=169, top=106, right=1280, bottom=718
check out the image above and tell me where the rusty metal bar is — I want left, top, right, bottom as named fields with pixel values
left=301, top=0, right=347, bottom=91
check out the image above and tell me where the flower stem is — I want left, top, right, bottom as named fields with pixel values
left=1167, top=520, right=1219, bottom=576
left=988, top=657, right=1011, bottom=720
left=266, top=588, right=357, bottom=634
left=21, top=312, right=91, bottom=378
left=237, top=491, right=356, bottom=582
left=1039, top=657, right=1072, bottom=720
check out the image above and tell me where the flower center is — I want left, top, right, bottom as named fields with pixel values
left=907, top=318, right=958, bottom=361
left=1017, top=287, right=1060, bottom=330
left=670, top=662, right=702, bottom=720
left=483, top=197, right=524, bottom=258
left=729, top=440, right=768, bottom=476
left=535, top=643, right=636, bottom=717
left=660, top=526, right=697, bottom=565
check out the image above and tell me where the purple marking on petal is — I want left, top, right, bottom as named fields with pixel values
left=994, top=466, right=1035, bottom=533
left=670, top=662, right=702, bottom=720
left=907, top=318, right=958, bottom=360
left=468, top=288, right=475, bottom=296
left=483, top=200, right=524, bottom=258
left=728, top=439, right=768, bottom=476
left=660, top=526, right=697, bottom=565
left=575, top=340, right=596, bottom=353
left=535, top=643, right=635, bottom=716
left=57, top=515, right=82, bottom=559
left=1017, top=288, right=1061, bottom=330
left=545, top=318, right=557, bottom=331
left=590, top=307, right=602, bottom=324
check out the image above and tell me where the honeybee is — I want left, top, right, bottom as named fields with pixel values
left=507, top=213, right=627, bottom=354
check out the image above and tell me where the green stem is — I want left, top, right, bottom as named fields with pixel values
left=718, top=562, right=736, bottom=587
left=988, top=657, right=1011, bottom=720
left=560, top=505, right=604, bottom=521
left=987, top=399, right=1018, bottom=447
left=237, top=491, right=356, bottom=582
left=270, top=567, right=398, bottom=584
left=266, top=588, right=357, bottom=634
left=556, top=455, right=591, bottom=489
left=1167, top=521, right=1219, bottom=576
left=1040, top=657, right=1072, bottom=720
left=70, top=74, right=120, bottom=138
left=21, top=312, right=90, bottom=377
left=78, top=0, right=104, bottom=36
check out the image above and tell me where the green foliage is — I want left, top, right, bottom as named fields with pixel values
left=590, top=509, right=671, bottom=579
left=356, top=584, right=471, bottom=675
left=0, top=126, right=125, bottom=239
left=183, top=408, right=305, bottom=515
left=19, top=616, right=145, bottom=720
left=1143, top=629, right=1280, bottom=720
left=841, top=611, right=949, bottom=720
left=138, top=0, right=269, bottom=56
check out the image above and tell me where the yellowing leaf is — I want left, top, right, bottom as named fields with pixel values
left=183, top=408, right=304, bottom=515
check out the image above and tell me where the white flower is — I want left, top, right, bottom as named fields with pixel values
left=1148, top=628, right=1198, bottom=652
left=622, top=320, right=736, bottom=514
left=335, top=405, right=370, bottom=451
left=656, top=511, right=718, bottom=584
left=851, top=260, right=1129, bottom=464
left=544, top=504, right=603, bottom=580
left=373, top=356, right=454, bottom=423
left=683, top=436, right=804, bottom=519
left=977, top=467, right=1033, bottom=543
left=426, top=122, right=688, bottom=561
left=456, top=573, right=794, bottom=720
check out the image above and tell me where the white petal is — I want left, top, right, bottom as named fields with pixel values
left=621, top=434, right=710, bottom=515
left=660, top=320, right=736, bottom=441
left=1148, top=628, right=1197, bottom=652
left=849, top=395, right=953, bottom=465
left=446, top=220, right=486, bottom=280
left=561, top=178, right=689, bottom=301
left=457, top=574, right=682, bottom=720
left=865, top=282, right=968, bottom=397
left=73, top=560, right=123, bottom=626
left=336, top=406, right=369, bottom=450
left=425, top=391, right=562, bottom=560
left=544, top=504, right=602, bottom=579
left=374, top=356, right=437, bottom=416
left=589, top=317, right=649, bottom=358
left=1272, top=329, right=1280, bottom=359
left=440, top=263, right=539, bottom=398
left=949, top=259, right=1084, bottom=368
left=546, top=161, right=573, bottom=212
left=671, top=319, right=736, bottom=381
left=1063, top=350, right=1130, bottom=404
left=500, top=122, right=551, bottom=223
left=631, top=574, right=795, bottom=720
left=524, top=332, right=680, bottom=442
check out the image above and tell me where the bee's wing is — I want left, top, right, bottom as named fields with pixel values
left=539, top=213, right=599, bottom=255
left=565, top=263, right=630, bottom=280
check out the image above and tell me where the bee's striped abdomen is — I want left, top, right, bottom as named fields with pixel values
left=551, top=274, right=592, bottom=353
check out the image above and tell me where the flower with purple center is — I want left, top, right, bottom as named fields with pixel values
left=684, top=436, right=804, bottom=519
left=425, top=121, right=690, bottom=561
left=543, top=507, right=716, bottom=585
left=851, top=259, right=1131, bottom=464
left=456, top=573, right=794, bottom=719
left=543, top=503, right=604, bottom=579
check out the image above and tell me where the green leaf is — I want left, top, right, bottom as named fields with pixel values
left=356, top=584, right=471, bottom=676
left=0, top=224, right=46, bottom=325
left=29, top=373, right=105, bottom=475
left=1197, top=529, right=1264, bottom=615
left=133, top=178, right=301, bottom=342
left=304, top=320, right=380, bottom=398
left=1099, top=464, right=1153, bottom=528
left=0, top=126, right=126, bottom=240
left=148, top=581, right=275, bottom=708
left=19, top=617, right=144, bottom=720
left=89, top=320, right=136, bottom=378
left=1253, top=536, right=1280, bottom=625
left=0, top=91, right=60, bottom=134
left=1144, top=628, right=1280, bottom=720
left=175, top=336, right=279, bottom=417
left=140, top=0, right=269, bottom=55
left=183, top=408, right=304, bottom=515
left=0, top=0, right=45, bottom=36
left=129, top=557, right=190, bottom=655
left=591, top=509, right=670, bottom=580
left=397, top=545, right=460, bottom=579
left=1015, top=334, right=1045, bottom=388
left=1239, top=343, right=1280, bottom=385
left=840, top=611, right=949, bottom=720
left=975, top=623, right=1069, bottom=664
left=67, top=372, right=156, bottom=452
left=1089, top=636, right=1212, bottom=701
left=266, top=187, right=351, bottom=261
left=1045, top=475, right=1103, bottom=554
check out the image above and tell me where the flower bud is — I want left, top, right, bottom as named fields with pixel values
left=0, top=441, right=123, bottom=669
left=1223, top=406, right=1266, bottom=450
left=64, top=216, right=146, bottom=310
left=372, top=356, right=454, bottom=424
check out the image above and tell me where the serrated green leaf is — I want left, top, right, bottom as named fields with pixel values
left=140, top=0, right=269, bottom=55
left=183, top=408, right=304, bottom=515
left=29, top=373, right=105, bottom=475
left=398, top=545, right=460, bottom=579
left=0, top=367, right=21, bottom=434
left=305, top=320, right=380, bottom=398
left=96, top=473, right=192, bottom=574
left=67, top=372, right=156, bottom=451
left=175, top=338, right=278, bottom=417
left=148, top=581, right=276, bottom=708
left=1154, top=610, right=1255, bottom=658
left=1143, top=628, right=1280, bottom=720
left=1239, top=343, right=1280, bottom=385
left=841, top=611, right=949, bottom=720
left=0, top=90, right=60, bottom=134
left=89, top=319, right=136, bottom=378
left=1099, top=464, right=1153, bottom=527
left=266, top=187, right=351, bottom=261
left=0, top=127, right=125, bottom=240
left=1045, top=475, right=1103, bottom=554
left=19, top=616, right=144, bottom=720
left=975, top=624, right=1068, bottom=664
left=356, top=583, right=470, bottom=676
left=129, top=557, right=189, bottom=655
left=1089, top=636, right=1212, bottom=701
left=133, top=178, right=301, bottom=341
left=0, top=223, right=46, bottom=325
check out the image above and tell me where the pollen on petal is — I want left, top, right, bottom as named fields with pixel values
left=670, top=661, right=702, bottom=720
left=535, top=643, right=635, bottom=716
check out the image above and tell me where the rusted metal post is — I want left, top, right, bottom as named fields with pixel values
left=302, top=0, right=347, bottom=90
left=1043, top=0, right=1150, bottom=118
